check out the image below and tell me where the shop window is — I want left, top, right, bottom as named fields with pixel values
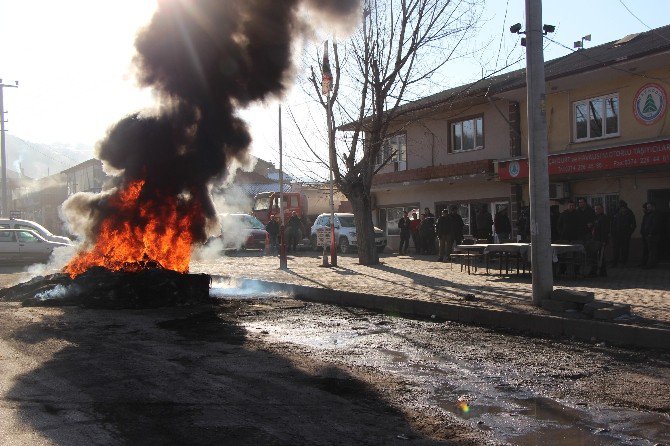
left=450, top=116, right=483, bottom=153
left=378, top=205, right=418, bottom=235
left=374, top=134, right=407, bottom=171
left=574, top=94, right=619, bottom=142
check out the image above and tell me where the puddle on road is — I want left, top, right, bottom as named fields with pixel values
left=247, top=317, right=670, bottom=446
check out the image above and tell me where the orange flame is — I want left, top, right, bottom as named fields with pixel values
left=65, top=180, right=200, bottom=278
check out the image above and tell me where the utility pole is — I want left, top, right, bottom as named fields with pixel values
left=524, top=0, right=553, bottom=304
left=278, top=104, right=287, bottom=270
left=0, top=79, right=18, bottom=218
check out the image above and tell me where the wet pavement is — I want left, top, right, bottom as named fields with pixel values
left=236, top=294, right=670, bottom=446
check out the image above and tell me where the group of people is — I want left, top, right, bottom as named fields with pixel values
left=396, top=198, right=664, bottom=274
left=397, top=205, right=514, bottom=261
left=555, top=198, right=662, bottom=274
left=265, top=211, right=304, bottom=254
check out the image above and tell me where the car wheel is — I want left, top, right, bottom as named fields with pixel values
left=311, top=235, right=318, bottom=251
left=339, top=236, right=350, bottom=254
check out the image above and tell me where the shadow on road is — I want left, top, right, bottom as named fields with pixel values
left=3, top=303, right=447, bottom=445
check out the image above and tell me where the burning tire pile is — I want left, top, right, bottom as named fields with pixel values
left=0, top=269, right=211, bottom=309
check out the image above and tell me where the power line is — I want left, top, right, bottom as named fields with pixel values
left=617, top=0, right=670, bottom=44
left=544, top=35, right=670, bottom=88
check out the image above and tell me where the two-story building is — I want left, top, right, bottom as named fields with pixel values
left=368, top=24, right=670, bottom=258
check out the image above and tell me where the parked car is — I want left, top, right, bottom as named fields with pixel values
left=0, top=218, right=72, bottom=244
left=219, top=213, right=268, bottom=251
left=0, top=229, right=72, bottom=264
left=310, top=213, right=387, bottom=254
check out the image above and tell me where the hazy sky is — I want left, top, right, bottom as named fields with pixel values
left=1, top=0, right=669, bottom=180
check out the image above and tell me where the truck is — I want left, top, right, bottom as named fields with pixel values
left=251, top=186, right=350, bottom=231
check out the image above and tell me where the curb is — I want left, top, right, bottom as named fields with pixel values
left=217, top=276, right=670, bottom=351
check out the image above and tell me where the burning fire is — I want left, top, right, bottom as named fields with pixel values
left=65, top=180, right=200, bottom=278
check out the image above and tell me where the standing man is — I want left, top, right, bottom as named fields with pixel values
left=640, top=202, right=661, bottom=269
left=397, top=210, right=411, bottom=255
left=557, top=202, right=581, bottom=242
left=445, top=205, right=464, bottom=260
left=589, top=204, right=610, bottom=276
left=409, top=212, right=422, bottom=255
left=517, top=208, right=530, bottom=242
left=286, top=211, right=303, bottom=253
left=494, top=208, right=512, bottom=243
left=421, top=208, right=436, bottom=254
left=576, top=198, right=596, bottom=242
left=265, top=214, right=279, bottom=255
left=611, top=200, right=636, bottom=267
left=475, top=204, right=493, bottom=242
left=436, top=210, right=449, bottom=261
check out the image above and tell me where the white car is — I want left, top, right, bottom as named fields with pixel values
left=0, top=218, right=72, bottom=244
left=0, top=229, right=71, bottom=264
left=310, top=213, right=387, bottom=254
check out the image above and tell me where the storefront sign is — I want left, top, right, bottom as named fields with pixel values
left=498, top=138, right=670, bottom=180
left=634, top=83, right=666, bottom=125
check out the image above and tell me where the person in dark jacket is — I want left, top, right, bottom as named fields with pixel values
left=437, top=207, right=465, bottom=261
left=420, top=208, right=436, bottom=254
left=611, top=200, right=636, bottom=267
left=286, top=211, right=303, bottom=253
left=557, top=202, right=581, bottom=242
left=517, top=208, right=530, bottom=242
left=589, top=204, right=610, bottom=276
left=397, top=211, right=411, bottom=255
left=576, top=198, right=596, bottom=242
left=475, top=204, right=493, bottom=242
left=409, top=212, right=422, bottom=254
left=265, top=214, right=280, bottom=255
left=494, top=208, right=512, bottom=242
left=640, top=202, right=661, bottom=269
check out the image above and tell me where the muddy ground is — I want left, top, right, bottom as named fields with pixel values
left=0, top=295, right=668, bottom=445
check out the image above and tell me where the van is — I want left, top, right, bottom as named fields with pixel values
left=0, top=218, right=71, bottom=244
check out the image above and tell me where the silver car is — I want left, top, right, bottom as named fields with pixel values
left=0, top=229, right=71, bottom=264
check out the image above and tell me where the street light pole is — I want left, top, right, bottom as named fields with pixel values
left=278, top=104, right=288, bottom=270
left=0, top=79, right=18, bottom=218
left=524, top=0, right=553, bottom=304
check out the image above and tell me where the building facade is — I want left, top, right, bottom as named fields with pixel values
left=369, top=25, right=670, bottom=257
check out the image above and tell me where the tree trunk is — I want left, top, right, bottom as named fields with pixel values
left=349, top=185, right=379, bottom=265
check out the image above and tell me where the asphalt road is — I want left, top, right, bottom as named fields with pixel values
left=0, top=289, right=668, bottom=445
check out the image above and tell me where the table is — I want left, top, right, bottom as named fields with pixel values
left=454, top=243, right=586, bottom=275
left=483, top=243, right=530, bottom=274
left=453, top=244, right=488, bottom=274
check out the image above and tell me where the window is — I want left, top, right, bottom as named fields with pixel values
left=17, top=231, right=39, bottom=243
left=374, top=134, right=407, bottom=171
left=0, top=231, right=15, bottom=243
left=574, top=94, right=619, bottom=141
left=450, top=116, right=483, bottom=152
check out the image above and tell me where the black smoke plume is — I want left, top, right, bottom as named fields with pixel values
left=63, top=0, right=360, bottom=255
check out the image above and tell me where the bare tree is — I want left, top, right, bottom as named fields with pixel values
left=307, top=0, right=480, bottom=265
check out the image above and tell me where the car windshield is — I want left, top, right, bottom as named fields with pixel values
left=338, top=216, right=355, bottom=227
left=223, top=215, right=264, bottom=231
left=243, top=215, right=265, bottom=229
left=253, top=197, right=271, bottom=211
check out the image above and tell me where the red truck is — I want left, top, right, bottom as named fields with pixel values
left=252, top=189, right=349, bottom=229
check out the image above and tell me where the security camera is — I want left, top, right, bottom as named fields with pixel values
left=509, top=23, right=522, bottom=34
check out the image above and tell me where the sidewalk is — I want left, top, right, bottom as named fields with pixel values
left=191, top=251, right=670, bottom=348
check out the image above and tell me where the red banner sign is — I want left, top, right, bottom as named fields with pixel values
left=498, top=139, right=670, bottom=180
